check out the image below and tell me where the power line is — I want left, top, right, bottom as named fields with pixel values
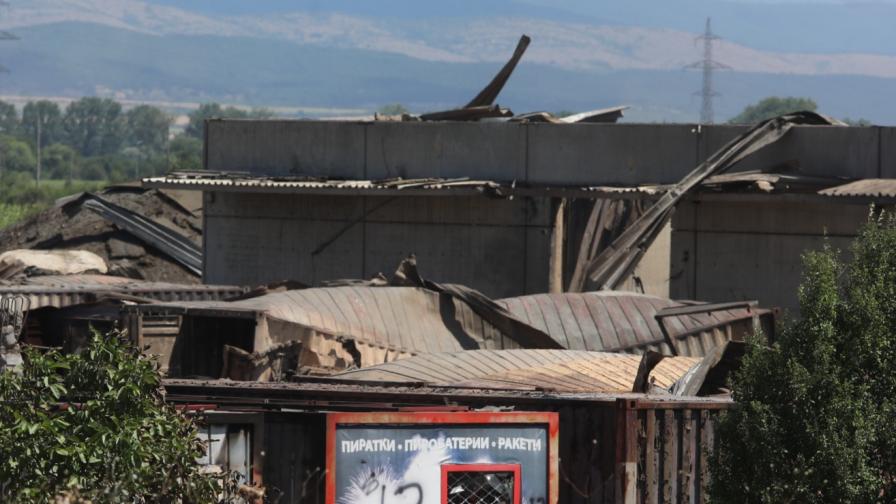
left=685, top=17, right=730, bottom=124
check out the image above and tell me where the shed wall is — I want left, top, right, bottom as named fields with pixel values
left=670, top=199, right=870, bottom=312
left=206, top=121, right=896, bottom=184
left=204, top=192, right=554, bottom=297
left=218, top=403, right=722, bottom=504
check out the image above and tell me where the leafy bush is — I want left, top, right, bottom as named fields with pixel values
left=0, top=330, right=224, bottom=503
left=711, top=210, right=896, bottom=502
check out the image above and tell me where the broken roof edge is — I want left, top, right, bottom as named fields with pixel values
left=142, top=173, right=667, bottom=200
left=161, top=377, right=734, bottom=407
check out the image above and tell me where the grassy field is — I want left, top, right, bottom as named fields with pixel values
left=0, top=179, right=109, bottom=230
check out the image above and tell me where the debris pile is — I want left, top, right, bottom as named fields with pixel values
left=0, top=186, right=203, bottom=283
left=374, top=35, right=628, bottom=124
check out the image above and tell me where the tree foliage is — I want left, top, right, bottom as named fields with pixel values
left=63, top=97, right=126, bottom=157
left=711, top=211, right=896, bottom=503
left=728, top=96, right=818, bottom=125
left=0, top=135, right=36, bottom=175
left=22, top=101, right=63, bottom=148
left=169, top=135, right=203, bottom=171
left=185, top=103, right=277, bottom=139
left=0, top=330, right=224, bottom=503
left=125, top=105, right=171, bottom=154
left=0, top=100, right=19, bottom=135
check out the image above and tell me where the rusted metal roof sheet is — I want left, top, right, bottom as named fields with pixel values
left=332, top=349, right=700, bottom=394
left=496, top=292, right=759, bottom=356
left=818, top=178, right=896, bottom=198
left=0, top=274, right=246, bottom=309
left=141, top=286, right=513, bottom=356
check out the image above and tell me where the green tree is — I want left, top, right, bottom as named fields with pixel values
left=711, top=212, right=896, bottom=502
left=0, top=136, right=36, bottom=175
left=169, top=134, right=203, bottom=171
left=728, top=97, right=818, bottom=125
left=0, top=100, right=19, bottom=135
left=0, top=330, right=224, bottom=502
left=42, top=143, right=80, bottom=181
left=125, top=104, right=171, bottom=155
left=63, top=97, right=125, bottom=157
left=21, top=101, right=63, bottom=148
left=185, top=103, right=249, bottom=139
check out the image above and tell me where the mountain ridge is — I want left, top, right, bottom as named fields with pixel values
left=5, top=0, right=896, bottom=78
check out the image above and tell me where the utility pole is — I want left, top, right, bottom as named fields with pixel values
left=35, top=117, right=40, bottom=185
left=685, top=18, right=730, bottom=124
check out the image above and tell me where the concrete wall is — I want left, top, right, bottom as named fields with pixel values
left=670, top=198, right=870, bottom=313
left=206, top=120, right=896, bottom=184
left=203, top=120, right=895, bottom=304
left=204, top=190, right=673, bottom=299
left=204, top=192, right=554, bottom=298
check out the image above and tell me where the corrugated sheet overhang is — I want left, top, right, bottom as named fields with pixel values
left=142, top=174, right=665, bottom=199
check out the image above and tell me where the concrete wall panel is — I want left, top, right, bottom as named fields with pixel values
left=364, top=222, right=530, bottom=298
left=669, top=229, right=696, bottom=300
left=675, top=200, right=868, bottom=236
left=206, top=192, right=364, bottom=221
left=205, top=192, right=551, bottom=297
left=879, top=127, right=896, bottom=178
left=366, top=195, right=550, bottom=226
left=670, top=199, right=865, bottom=312
left=204, top=215, right=363, bottom=286
left=703, top=125, right=880, bottom=178
left=365, top=122, right=527, bottom=181
left=698, top=125, right=747, bottom=163
left=206, top=120, right=366, bottom=178
left=689, top=232, right=853, bottom=313
left=525, top=227, right=551, bottom=295
left=527, top=123, right=699, bottom=185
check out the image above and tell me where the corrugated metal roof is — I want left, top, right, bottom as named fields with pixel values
left=143, top=174, right=503, bottom=196
left=819, top=178, right=896, bottom=198
left=0, top=275, right=246, bottom=309
left=496, top=292, right=756, bottom=356
left=143, top=173, right=667, bottom=199
left=142, top=286, right=513, bottom=355
left=332, top=349, right=700, bottom=394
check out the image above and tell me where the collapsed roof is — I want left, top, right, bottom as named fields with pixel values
left=0, top=186, right=203, bottom=283
left=130, top=277, right=771, bottom=378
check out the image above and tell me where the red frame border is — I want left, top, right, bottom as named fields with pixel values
left=326, top=411, right=559, bottom=504
left=441, top=463, right=521, bottom=504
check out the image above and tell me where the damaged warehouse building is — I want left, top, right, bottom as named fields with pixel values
left=121, top=109, right=896, bottom=503
left=5, top=38, right=896, bottom=501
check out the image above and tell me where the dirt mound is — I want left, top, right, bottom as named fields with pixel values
left=0, top=186, right=202, bottom=283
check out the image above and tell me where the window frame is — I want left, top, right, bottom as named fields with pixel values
left=441, top=463, right=522, bottom=504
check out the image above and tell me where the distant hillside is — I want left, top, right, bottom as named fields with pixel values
left=0, top=21, right=894, bottom=123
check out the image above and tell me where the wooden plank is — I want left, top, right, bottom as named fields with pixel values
left=550, top=198, right=567, bottom=293
left=559, top=406, right=575, bottom=504
left=645, top=410, right=659, bottom=504
left=573, top=407, right=591, bottom=504
left=699, top=411, right=715, bottom=504
left=680, top=410, right=695, bottom=504
left=662, top=410, right=679, bottom=504
left=615, top=400, right=638, bottom=504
